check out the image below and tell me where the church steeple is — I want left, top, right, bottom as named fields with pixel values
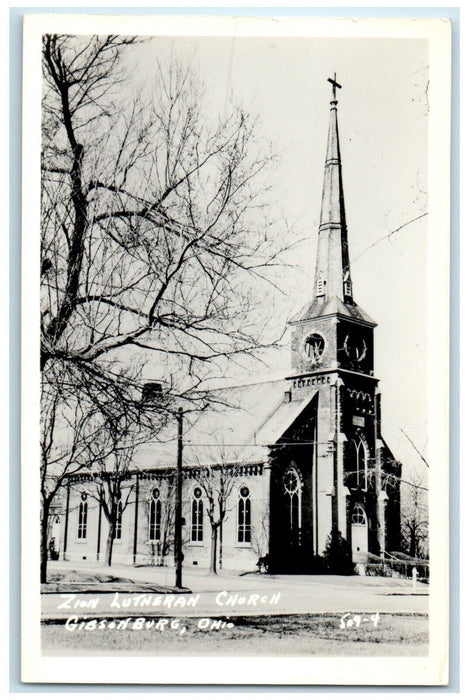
left=290, top=76, right=376, bottom=380
left=296, top=75, right=375, bottom=327
left=314, top=74, right=352, bottom=304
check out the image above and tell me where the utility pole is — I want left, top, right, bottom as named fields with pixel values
left=175, top=407, right=183, bottom=588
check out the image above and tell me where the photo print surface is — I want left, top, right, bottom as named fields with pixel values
left=21, top=14, right=451, bottom=686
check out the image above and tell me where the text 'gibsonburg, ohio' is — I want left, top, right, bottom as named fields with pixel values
left=64, top=617, right=236, bottom=632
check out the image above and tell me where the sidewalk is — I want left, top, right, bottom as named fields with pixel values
left=42, top=560, right=429, bottom=619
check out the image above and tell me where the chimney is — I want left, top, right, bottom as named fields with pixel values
left=142, top=382, right=163, bottom=404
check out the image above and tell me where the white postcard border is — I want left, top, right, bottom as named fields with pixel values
left=21, top=13, right=451, bottom=686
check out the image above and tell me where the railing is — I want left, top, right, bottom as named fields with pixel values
left=364, top=551, right=429, bottom=583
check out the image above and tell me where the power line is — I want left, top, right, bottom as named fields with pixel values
left=184, top=441, right=324, bottom=447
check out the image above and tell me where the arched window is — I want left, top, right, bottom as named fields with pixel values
left=283, top=467, right=302, bottom=533
left=351, top=503, right=367, bottom=526
left=191, top=487, right=203, bottom=542
left=77, top=493, right=88, bottom=540
left=237, top=486, right=251, bottom=543
left=149, top=487, right=162, bottom=541
left=115, top=500, right=123, bottom=540
left=352, top=435, right=368, bottom=488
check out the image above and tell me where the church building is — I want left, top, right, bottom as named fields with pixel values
left=53, top=79, right=401, bottom=574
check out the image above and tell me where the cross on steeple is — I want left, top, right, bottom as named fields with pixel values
left=327, top=73, right=342, bottom=100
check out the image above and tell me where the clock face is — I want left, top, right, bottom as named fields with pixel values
left=344, top=332, right=367, bottom=362
left=303, top=332, right=325, bottom=363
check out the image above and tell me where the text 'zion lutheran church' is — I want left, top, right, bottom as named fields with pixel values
left=53, top=78, right=401, bottom=573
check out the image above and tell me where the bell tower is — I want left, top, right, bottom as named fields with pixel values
left=291, top=74, right=376, bottom=379
left=287, top=76, right=388, bottom=559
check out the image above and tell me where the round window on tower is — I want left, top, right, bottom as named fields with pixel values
left=303, top=333, right=325, bottom=364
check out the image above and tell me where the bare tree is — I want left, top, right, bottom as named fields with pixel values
left=143, top=478, right=177, bottom=566
left=194, top=463, right=237, bottom=575
left=40, top=356, right=166, bottom=582
left=91, top=431, right=136, bottom=567
left=41, top=34, right=289, bottom=388
left=40, top=368, right=112, bottom=583
left=369, top=451, right=427, bottom=558
left=400, top=470, right=428, bottom=559
left=250, top=503, right=270, bottom=560
left=40, top=34, right=293, bottom=581
left=82, top=389, right=167, bottom=568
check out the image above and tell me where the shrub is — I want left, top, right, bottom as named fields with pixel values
left=323, top=527, right=356, bottom=575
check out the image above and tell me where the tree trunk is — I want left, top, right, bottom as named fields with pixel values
left=106, top=522, right=115, bottom=567
left=219, top=520, right=223, bottom=570
left=209, top=526, right=218, bottom=575
left=410, top=524, right=416, bottom=558
left=40, top=499, right=51, bottom=584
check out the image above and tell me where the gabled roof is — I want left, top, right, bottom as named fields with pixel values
left=135, top=379, right=318, bottom=471
left=254, top=392, right=317, bottom=446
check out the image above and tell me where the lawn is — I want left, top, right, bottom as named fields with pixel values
left=42, top=569, right=189, bottom=594
left=42, top=612, right=428, bottom=656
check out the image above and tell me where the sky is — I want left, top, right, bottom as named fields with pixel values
left=128, top=34, right=430, bottom=482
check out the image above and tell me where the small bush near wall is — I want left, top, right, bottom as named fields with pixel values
left=323, top=527, right=356, bottom=576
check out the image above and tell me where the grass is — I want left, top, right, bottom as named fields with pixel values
left=42, top=569, right=190, bottom=594
left=41, top=612, right=428, bottom=656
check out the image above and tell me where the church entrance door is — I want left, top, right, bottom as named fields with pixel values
left=351, top=503, right=368, bottom=564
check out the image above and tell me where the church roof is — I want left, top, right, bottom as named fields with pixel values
left=135, top=378, right=317, bottom=471
left=254, top=391, right=316, bottom=446
left=293, top=294, right=376, bottom=326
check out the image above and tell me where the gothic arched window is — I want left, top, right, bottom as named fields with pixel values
left=351, top=502, right=367, bottom=526
left=115, top=500, right=123, bottom=540
left=191, top=487, right=204, bottom=542
left=352, top=436, right=368, bottom=488
left=237, top=486, right=251, bottom=543
left=149, top=487, right=162, bottom=541
left=77, top=493, right=88, bottom=540
left=283, top=467, right=302, bottom=533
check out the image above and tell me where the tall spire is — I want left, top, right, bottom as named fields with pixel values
left=295, top=75, right=375, bottom=327
left=313, top=74, right=353, bottom=304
